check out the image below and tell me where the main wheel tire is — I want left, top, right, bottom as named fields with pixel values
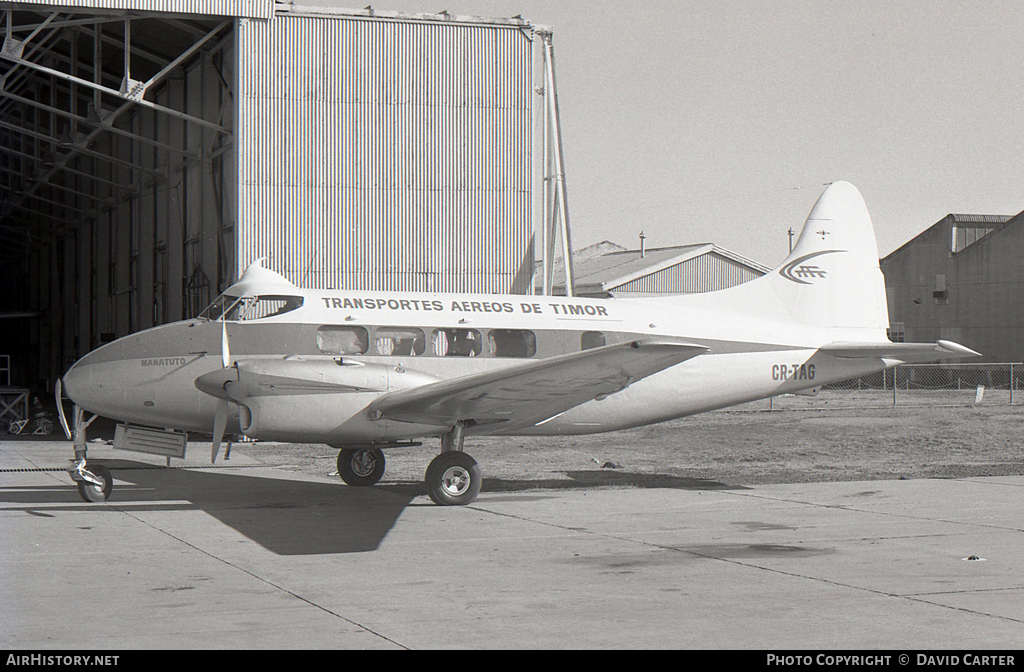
left=76, top=464, right=113, bottom=503
left=426, top=452, right=481, bottom=506
left=337, top=448, right=386, bottom=486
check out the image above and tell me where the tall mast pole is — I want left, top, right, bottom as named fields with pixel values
left=540, top=30, right=574, bottom=297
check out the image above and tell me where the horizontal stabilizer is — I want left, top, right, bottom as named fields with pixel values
left=821, top=340, right=981, bottom=363
left=370, top=340, right=708, bottom=430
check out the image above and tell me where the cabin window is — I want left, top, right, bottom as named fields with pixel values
left=375, top=327, right=426, bottom=356
left=431, top=328, right=482, bottom=357
left=488, top=329, right=537, bottom=358
left=316, top=326, right=369, bottom=355
left=581, top=331, right=606, bottom=350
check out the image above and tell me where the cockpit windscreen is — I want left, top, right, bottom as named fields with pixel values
left=199, top=294, right=303, bottom=321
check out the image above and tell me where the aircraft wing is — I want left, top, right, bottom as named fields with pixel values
left=820, top=340, right=980, bottom=363
left=369, top=340, right=708, bottom=430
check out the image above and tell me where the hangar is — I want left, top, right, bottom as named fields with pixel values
left=0, top=1, right=575, bottom=398
left=548, top=239, right=770, bottom=298
left=881, top=210, right=1024, bottom=363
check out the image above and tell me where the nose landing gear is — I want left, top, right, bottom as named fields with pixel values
left=74, top=463, right=113, bottom=503
left=65, top=407, right=112, bottom=503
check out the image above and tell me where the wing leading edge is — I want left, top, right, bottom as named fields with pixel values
left=369, top=340, right=708, bottom=431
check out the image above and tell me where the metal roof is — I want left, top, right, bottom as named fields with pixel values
left=6, top=0, right=273, bottom=19
left=948, top=214, right=1013, bottom=225
left=881, top=213, right=1015, bottom=262
left=275, top=2, right=542, bottom=29
left=546, top=243, right=771, bottom=296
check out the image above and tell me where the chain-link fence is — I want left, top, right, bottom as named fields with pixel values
left=758, top=363, right=1023, bottom=410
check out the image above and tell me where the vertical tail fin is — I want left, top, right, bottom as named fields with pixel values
left=661, top=181, right=890, bottom=340
left=765, top=181, right=889, bottom=335
left=657, top=181, right=978, bottom=359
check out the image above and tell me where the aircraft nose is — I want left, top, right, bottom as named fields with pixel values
left=61, top=349, right=123, bottom=420
left=61, top=356, right=91, bottom=407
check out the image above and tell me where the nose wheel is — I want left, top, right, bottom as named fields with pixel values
left=74, top=463, right=113, bottom=503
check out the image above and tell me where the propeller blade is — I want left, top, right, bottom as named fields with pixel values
left=221, top=320, right=231, bottom=369
left=212, top=398, right=228, bottom=464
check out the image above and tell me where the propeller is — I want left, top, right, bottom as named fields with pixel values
left=210, top=319, right=235, bottom=464
left=211, top=398, right=229, bottom=463
left=221, top=316, right=231, bottom=369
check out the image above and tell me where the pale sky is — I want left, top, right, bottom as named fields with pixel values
left=314, top=0, right=1024, bottom=265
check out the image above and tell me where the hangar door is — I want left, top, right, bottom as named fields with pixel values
left=234, top=9, right=536, bottom=294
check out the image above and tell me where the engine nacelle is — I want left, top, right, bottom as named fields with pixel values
left=196, top=357, right=440, bottom=443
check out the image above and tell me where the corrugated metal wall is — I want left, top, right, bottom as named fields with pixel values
left=235, top=13, right=535, bottom=293
left=615, top=252, right=765, bottom=294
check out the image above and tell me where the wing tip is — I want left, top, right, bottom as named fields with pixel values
left=936, top=340, right=982, bottom=358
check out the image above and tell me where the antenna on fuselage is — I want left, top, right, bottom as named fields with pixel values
left=299, top=250, right=319, bottom=288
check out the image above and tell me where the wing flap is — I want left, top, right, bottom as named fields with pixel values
left=821, top=339, right=980, bottom=362
left=370, top=340, right=708, bottom=429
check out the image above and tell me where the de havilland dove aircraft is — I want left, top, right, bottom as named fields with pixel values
left=59, top=182, right=979, bottom=505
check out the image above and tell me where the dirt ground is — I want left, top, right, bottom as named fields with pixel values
left=233, top=390, right=1024, bottom=492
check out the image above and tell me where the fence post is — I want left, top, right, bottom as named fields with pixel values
left=893, top=366, right=897, bottom=407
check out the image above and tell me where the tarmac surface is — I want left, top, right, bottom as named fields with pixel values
left=2, top=438, right=1023, bottom=650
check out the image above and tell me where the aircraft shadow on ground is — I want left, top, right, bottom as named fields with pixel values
left=2, top=461, right=411, bottom=555
left=478, top=470, right=747, bottom=494
left=1, top=462, right=743, bottom=556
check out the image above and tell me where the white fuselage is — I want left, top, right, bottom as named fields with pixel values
left=62, top=287, right=888, bottom=445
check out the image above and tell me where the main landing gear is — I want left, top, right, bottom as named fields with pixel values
left=336, top=447, right=386, bottom=486
left=334, top=421, right=482, bottom=506
left=424, top=450, right=480, bottom=506
left=425, top=420, right=480, bottom=506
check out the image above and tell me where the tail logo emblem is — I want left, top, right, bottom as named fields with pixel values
left=780, top=250, right=845, bottom=285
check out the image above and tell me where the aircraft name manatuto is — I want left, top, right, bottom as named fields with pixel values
left=141, top=357, right=188, bottom=367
